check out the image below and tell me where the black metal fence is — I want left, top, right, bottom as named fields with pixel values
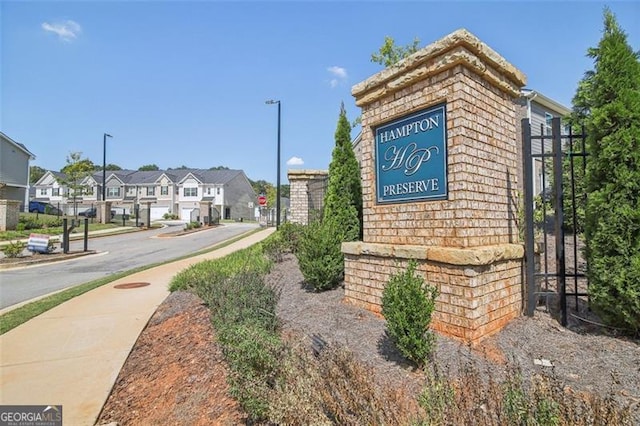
left=307, top=176, right=329, bottom=223
left=522, top=117, right=589, bottom=325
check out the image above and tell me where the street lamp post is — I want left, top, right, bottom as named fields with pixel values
left=102, top=133, right=112, bottom=201
left=265, top=100, right=281, bottom=228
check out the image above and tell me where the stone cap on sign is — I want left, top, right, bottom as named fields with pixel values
left=342, top=241, right=524, bottom=266
left=287, top=169, right=328, bottom=179
left=352, top=28, right=527, bottom=106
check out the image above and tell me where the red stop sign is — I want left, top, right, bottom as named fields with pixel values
left=258, top=195, right=267, bottom=206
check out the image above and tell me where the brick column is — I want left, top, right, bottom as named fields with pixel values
left=288, top=170, right=328, bottom=225
left=344, top=29, right=527, bottom=343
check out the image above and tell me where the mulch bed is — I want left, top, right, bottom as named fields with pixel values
left=98, top=254, right=640, bottom=424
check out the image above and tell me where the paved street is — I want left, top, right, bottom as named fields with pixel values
left=0, top=222, right=258, bottom=309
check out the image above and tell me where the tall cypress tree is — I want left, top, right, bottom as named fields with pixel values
left=296, top=103, right=363, bottom=291
left=580, top=9, right=640, bottom=332
left=323, top=102, right=363, bottom=241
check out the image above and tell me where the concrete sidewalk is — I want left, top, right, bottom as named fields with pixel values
left=0, top=227, right=275, bottom=425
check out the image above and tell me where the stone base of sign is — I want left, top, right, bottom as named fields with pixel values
left=343, top=242, right=523, bottom=343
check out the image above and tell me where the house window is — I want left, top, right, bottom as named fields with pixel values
left=216, top=188, right=220, bottom=195
left=207, top=188, right=211, bottom=195
left=147, top=186, right=155, bottom=196
left=184, top=187, right=198, bottom=197
left=85, top=187, right=94, bottom=196
left=39, top=188, right=48, bottom=196
left=545, top=112, right=553, bottom=136
left=107, top=187, right=121, bottom=197
left=161, top=186, right=169, bottom=196
left=52, top=188, right=60, bottom=196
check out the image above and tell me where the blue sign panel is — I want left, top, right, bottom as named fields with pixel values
left=375, top=104, right=448, bottom=204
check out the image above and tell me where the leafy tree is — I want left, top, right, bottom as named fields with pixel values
left=60, top=152, right=96, bottom=216
left=323, top=102, right=362, bottom=241
left=61, top=156, right=95, bottom=175
left=209, top=165, right=230, bottom=170
left=29, top=165, right=46, bottom=184
left=96, top=163, right=122, bottom=171
left=578, top=9, right=640, bottom=332
left=138, top=164, right=160, bottom=171
left=168, top=165, right=190, bottom=170
left=371, top=36, right=420, bottom=67
left=280, top=184, right=290, bottom=199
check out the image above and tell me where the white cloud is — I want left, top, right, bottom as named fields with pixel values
left=327, top=66, right=347, bottom=79
left=286, top=156, right=304, bottom=166
left=42, top=20, right=82, bottom=41
left=327, top=66, right=347, bottom=88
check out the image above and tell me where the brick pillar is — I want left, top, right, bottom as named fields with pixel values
left=288, top=170, right=328, bottom=225
left=343, top=29, right=527, bottom=343
left=0, top=200, right=21, bottom=231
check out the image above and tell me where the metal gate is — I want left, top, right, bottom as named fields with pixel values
left=522, top=117, right=588, bottom=325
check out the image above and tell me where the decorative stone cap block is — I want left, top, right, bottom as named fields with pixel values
left=352, top=28, right=527, bottom=106
left=342, top=241, right=524, bottom=266
left=287, top=169, right=329, bottom=179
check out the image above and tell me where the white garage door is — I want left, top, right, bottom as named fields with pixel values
left=180, top=208, right=194, bottom=221
left=150, top=206, right=169, bottom=220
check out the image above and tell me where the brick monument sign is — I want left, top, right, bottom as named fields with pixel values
left=343, top=29, right=527, bottom=343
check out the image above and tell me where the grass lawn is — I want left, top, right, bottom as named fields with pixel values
left=0, top=213, right=123, bottom=241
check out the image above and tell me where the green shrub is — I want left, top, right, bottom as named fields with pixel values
left=172, top=242, right=281, bottom=422
left=218, top=322, right=283, bottom=421
left=381, top=260, right=438, bottom=368
left=296, top=220, right=345, bottom=291
left=184, top=221, right=201, bottom=230
left=277, top=221, right=303, bottom=253
left=16, top=223, right=26, bottom=232
left=169, top=244, right=271, bottom=293
left=206, top=272, right=280, bottom=334
left=162, top=212, right=179, bottom=220
left=261, top=233, right=287, bottom=263
left=1, top=241, right=27, bottom=258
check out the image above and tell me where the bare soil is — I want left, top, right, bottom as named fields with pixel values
left=97, top=254, right=640, bottom=425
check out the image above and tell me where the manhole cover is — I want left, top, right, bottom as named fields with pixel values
left=114, top=282, right=150, bottom=289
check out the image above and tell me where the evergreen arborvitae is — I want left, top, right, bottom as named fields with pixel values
left=296, top=103, right=362, bottom=291
left=581, top=9, right=640, bottom=332
left=323, top=102, right=363, bottom=241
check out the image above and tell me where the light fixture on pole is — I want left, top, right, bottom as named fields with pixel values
left=265, top=99, right=281, bottom=228
left=102, top=133, right=112, bottom=201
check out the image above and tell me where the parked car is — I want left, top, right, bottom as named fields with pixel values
left=28, top=201, right=62, bottom=215
left=79, top=207, right=117, bottom=218
left=78, top=207, right=97, bottom=218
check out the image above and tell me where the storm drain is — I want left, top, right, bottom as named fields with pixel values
left=114, top=282, right=151, bottom=289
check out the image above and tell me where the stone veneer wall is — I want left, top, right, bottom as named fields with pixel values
left=344, top=29, right=527, bottom=343
left=288, top=170, right=328, bottom=225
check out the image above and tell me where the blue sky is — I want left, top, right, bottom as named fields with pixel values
left=2, top=1, right=639, bottom=184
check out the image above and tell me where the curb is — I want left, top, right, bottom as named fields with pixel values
left=0, top=250, right=99, bottom=270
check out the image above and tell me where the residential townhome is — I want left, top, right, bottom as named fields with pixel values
left=31, top=171, right=67, bottom=209
left=516, top=89, right=572, bottom=197
left=32, top=168, right=257, bottom=222
left=0, top=132, right=36, bottom=210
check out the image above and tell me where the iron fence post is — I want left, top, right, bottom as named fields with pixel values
left=552, top=117, right=567, bottom=326
left=522, top=119, right=536, bottom=316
